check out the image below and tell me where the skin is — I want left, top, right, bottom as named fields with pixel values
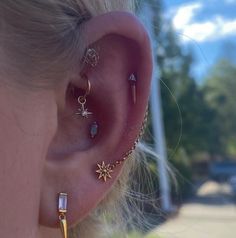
left=0, top=11, right=152, bottom=238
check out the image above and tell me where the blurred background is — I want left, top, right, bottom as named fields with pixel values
left=114, top=0, right=236, bottom=237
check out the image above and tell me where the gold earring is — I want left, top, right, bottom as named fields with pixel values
left=96, top=107, right=149, bottom=182
left=83, top=48, right=99, bottom=67
left=58, top=193, right=68, bottom=238
left=129, top=74, right=137, bottom=104
left=76, top=77, right=93, bottom=118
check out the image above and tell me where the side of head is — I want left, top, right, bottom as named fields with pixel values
left=0, top=1, right=152, bottom=237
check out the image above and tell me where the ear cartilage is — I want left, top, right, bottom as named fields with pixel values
left=128, top=73, right=137, bottom=104
left=95, top=107, right=149, bottom=182
left=90, top=121, right=99, bottom=139
left=58, top=193, right=68, bottom=238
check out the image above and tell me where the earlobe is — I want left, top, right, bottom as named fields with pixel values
left=39, top=11, right=152, bottom=229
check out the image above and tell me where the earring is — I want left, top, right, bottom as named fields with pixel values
left=96, top=107, right=149, bottom=182
left=76, top=77, right=93, bottom=118
left=58, top=193, right=68, bottom=238
left=128, top=74, right=137, bottom=104
left=90, top=121, right=99, bottom=138
left=83, top=48, right=99, bottom=67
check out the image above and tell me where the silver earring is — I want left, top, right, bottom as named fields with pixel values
left=90, top=121, right=99, bottom=138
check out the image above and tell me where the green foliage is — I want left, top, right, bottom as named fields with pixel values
left=203, top=59, right=236, bottom=157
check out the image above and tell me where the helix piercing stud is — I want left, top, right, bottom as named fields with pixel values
left=128, top=74, right=137, bottom=104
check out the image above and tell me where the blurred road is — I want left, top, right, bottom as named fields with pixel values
left=148, top=181, right=236, bottom=238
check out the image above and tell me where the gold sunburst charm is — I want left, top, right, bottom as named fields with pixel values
left=96, top=161, right=113, bottom=182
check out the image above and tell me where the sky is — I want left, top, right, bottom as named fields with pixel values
left=163, top=0, right=236, bottom=83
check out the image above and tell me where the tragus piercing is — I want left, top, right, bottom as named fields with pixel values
left=128, top=74, right=137, bottom=104
left=58, top=193, right=68, bottom=238
left=95, top=107, right=149, bottom=182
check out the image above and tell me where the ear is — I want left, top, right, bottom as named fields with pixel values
left=39, top=11, right=152, bottom=228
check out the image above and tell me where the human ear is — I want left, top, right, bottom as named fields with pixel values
left=39, top=11, right=153, bottom=228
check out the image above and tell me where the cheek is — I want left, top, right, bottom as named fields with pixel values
left=0, top=90, right=57, bottom=226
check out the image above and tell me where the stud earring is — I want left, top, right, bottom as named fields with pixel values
left=58, top=193, right=68, bottom=238
left=83, top=48, right=99, bottom=67
left=90, top=121, right=99, bottom=138
left=128, top=74, right=137, bottom=104
left=96, top=107, right=149, bottom=182
left=76, top=77, right=93, bottom=118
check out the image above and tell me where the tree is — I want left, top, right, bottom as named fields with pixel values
left=203, top=59, right=236, bottom=157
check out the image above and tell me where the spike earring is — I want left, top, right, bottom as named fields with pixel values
left=96, top=107, right=149, bottom=182
left=76, top=77, right=93, bottom=118
left=58, top=193, right=68, bottom=238
left=128, top=74, right=137, bottom=104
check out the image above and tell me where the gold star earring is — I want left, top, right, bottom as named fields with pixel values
left=76, top=76, right=93, bottom=119
left=96, top=107, right=149, bottom=182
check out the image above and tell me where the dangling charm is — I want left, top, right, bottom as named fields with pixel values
left=58, top=193, right=68, bottom=238
left=75, top=78, right=93, bottom=119
left=76, top=96, right=92, bottom=118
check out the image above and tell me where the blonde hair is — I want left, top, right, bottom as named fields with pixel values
left=0, top=1, right=158, bottom=238
left=0, top=0, right=134, bottom=88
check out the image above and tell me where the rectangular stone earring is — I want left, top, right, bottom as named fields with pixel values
left=58, top=193, right=68, bottom=238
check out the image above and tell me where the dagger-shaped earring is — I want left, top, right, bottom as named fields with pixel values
left=128, top=74, right=137, bottom=104
left=58, top=193, right=68, bottom=238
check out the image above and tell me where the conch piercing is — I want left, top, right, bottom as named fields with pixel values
left=83, top=48, right=99, bottom=67
left=90, top=121, right=99, bottom=138
left=58, top=193, right=68, bottom=238
left=96, top=107, right=148, bottom=182
left=76, top=77, right=93, bottom=118
left=128, top=74, right=137, bottom=104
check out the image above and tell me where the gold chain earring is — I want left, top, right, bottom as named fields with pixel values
left=58, top=193, right=68, bottom=238
left=96, top=106, right=149, bottom=182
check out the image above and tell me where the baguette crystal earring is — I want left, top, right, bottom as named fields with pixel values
left=96, top=107, right=148, bottom=182
left=58, top=193, right=68, bottom=238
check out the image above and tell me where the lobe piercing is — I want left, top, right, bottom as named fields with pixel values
left=128, top=74, right=137, bottom=104
left=58, top=193, right=68, bottom=238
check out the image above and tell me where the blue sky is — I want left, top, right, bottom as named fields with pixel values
left=163, top=0, right=236, bottom=83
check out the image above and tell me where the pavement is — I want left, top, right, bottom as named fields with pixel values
left=148, top=180, right=236, bottom=238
